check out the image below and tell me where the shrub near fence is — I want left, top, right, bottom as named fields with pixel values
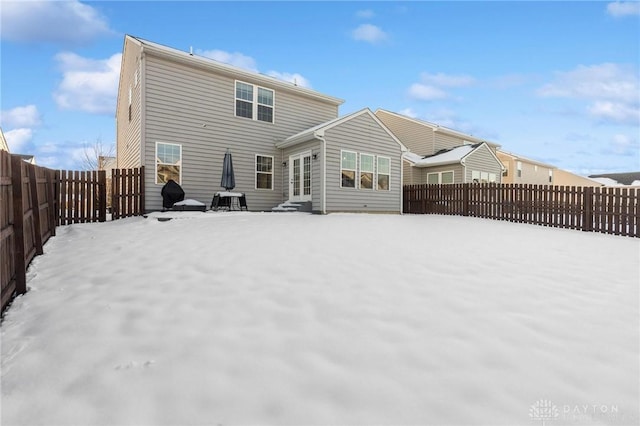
left=403, top=183, right=639, bottom=237
left=1, top=149, right=145, bottom=316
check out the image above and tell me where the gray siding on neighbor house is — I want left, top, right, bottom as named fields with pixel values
left=463, top=145, right=503, bottom=183
left=141, top=53, right=338, bottom=211
left=324, top=113, right=402, bottom=213
left=116, top=39, right=143, bottom=169
left=418, top=164, right=465, bottom=184
left=375, top=110, right=435, bottom=156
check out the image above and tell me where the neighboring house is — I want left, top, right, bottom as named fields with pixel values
left=497, top=150, right=555, bottom=185
left=116, top=35, right=405, bottom=213
left=374, top=109, right=503, bottom=185
left=0, top=127, right=8, bottom=152
left=589, top=172, right=640, bottom=187
left=1, top=126, right=36, bottom=163
left=554, top=169, right=603, bottom=187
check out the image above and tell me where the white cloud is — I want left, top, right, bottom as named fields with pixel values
left=419, top=72, right=475, bottom=88
left=196, top=49, right=258, bottom=73
left=0, top=105, right=41, bottom=128
left=4, top=128, right=33, bottom=152
left=606, top=1, right=640, bottom=17
left=0, top=0, right=113, bottom=44
left=266, top=72, right=311, bottom=88
left=408, top=72, right=475, bottom=101
left=196, top=49, right=312, bottom=87
left=600, top=134, right=639, bottom=157
left=538, top=63, right=639, bottom=125
left=588, top=101, right=640, bottom=124
left=538, top=63, right=638, bottom=103
left=408, top=83, right=448, bottom=101
left=351, top=24, right=389, bottom=44
left=398, top=108, right=419, bottom=119
left=356, top=9, right=375, bottom=19
left=53, top=52, right=122, bottom=115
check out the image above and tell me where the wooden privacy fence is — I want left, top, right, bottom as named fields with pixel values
left=112, top=167, right=145, bottom=220
left=1, top=150, right=145, bottom=316
left=404, top=183, right=639, bottom=237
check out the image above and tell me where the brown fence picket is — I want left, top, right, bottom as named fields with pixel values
left=2, top=155, right=143, bottom=316
left=403, top=183, right=639, bottom=238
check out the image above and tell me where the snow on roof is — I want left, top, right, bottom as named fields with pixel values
left=407, top=144, right=478, bottom=168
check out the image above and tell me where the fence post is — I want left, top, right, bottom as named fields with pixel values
left=463, top=183, right=470, bottom=216
left=10, top=156, right=27, bottom=296
left=27, top=164, right=44, bottom=255
left=98, top=170, right=107, bottom=222
left=582, top=186, right=593, bottom=232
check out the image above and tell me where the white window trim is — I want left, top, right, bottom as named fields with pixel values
left=235, top=80, right=275, bottom=124
left=255, top=154, right=274, bottom=190
left=155, top=142, right=182, bottom=185
left=377, top=156, right=391, bottom=191
left=516, top=161, right=522, bottom=178
left=359, top=153, right=375, bottom=190
left=427, top=170, right=455, bottom=184
left=340, top=150, right=357, bottom=189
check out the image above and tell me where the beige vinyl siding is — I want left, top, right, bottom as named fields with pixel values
left=281, top=139, right=322, bottom=208
left=141, top=53, right=338, bottom=211
left=517, top=162, right=554, bottom=185
left=553, top=169, right=602, bottom=187
left=434, top=132, right=466, bottom=153
left=324, top=113, right=402, bottom=213
left=375, top=110, right=435, bottom=156
left=403, top=159, right=416, bottom=185
left=419, top=164, right=465, bottom=184
left=463, top=145, right=503, bottom=183
left=116, top=39, right=143, bottom=169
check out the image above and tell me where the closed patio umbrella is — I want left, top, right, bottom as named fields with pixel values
left=220, top=148, right=236, bottom=191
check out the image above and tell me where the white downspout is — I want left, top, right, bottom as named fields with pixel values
left=316, top=130, right=327, bottom=214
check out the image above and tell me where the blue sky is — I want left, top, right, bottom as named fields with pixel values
left=1, top=1, right=638, bottom=175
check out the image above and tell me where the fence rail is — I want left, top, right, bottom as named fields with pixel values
left=1, top=150, right=145, bottom=316
left=403, top=183, right=639, bottom=237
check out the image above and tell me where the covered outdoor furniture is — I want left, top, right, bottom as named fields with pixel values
left=211, top=192, right=247, bottom=211
left=172, top=199, right=207, bottom=212
left=161, top=179, right=185, bottom=209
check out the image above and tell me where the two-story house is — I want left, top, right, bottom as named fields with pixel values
left=374, top=109, right=504, bottom=185
left=116, top=35, right=405, bottom=213
left=496, top=150, right=556, bottom=185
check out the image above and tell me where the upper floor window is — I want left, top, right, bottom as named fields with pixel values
left=516, top=161, right=522, bottom=178
left=235, top=81, right=274, bottom=123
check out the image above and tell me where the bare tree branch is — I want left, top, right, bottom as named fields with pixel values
left=81, top=138, right=115, bottom=170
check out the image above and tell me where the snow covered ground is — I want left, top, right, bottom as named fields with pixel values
left=1, top=212, right=638, bottom=426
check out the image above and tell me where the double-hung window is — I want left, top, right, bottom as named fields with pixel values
left=156, top=142, right=182, bottom=184
left=428, top=170, right=454, bottom=184
left=255, top=155, right=273, bottom=190
left=377, top=157, right=390, bottom=190
left=235, top=81, right=274, bottom=123
left=360, top=154, right=374, bottom=189
left=341, top=150, right=357, bottom=188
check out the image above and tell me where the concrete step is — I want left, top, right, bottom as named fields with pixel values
left=271, top=200, right=312, bottom=212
